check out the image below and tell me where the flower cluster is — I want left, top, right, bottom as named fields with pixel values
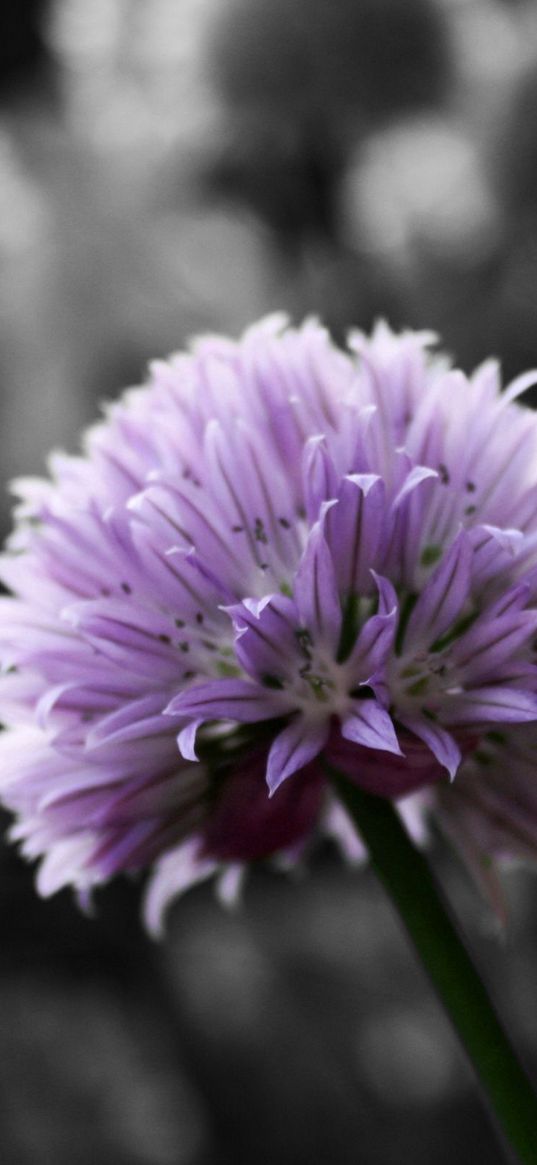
left=1, top=315, right=537, bottom=930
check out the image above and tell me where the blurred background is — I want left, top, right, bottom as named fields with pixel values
left=0, top=1, right=537, bottom=1161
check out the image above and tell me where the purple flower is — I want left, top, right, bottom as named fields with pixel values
left=1, top=315, right=537, bottom=931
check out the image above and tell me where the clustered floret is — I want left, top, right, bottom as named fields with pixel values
left=1, top=316, right=537, bottom=930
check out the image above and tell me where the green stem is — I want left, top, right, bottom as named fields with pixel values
left=325, top=763, right=537, bottom=1164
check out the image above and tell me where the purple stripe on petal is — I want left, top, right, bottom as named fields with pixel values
left=301, top=435, right=339, bottom=524
left=443, top=686, right=537, bottom=727
left=452, top=611, right=537, bottom=686
left=294, top=524, right=342, bottom=649
left=341, top=700, right=402, bottom=755
left=384, top=464, right=440, bottom=588
left=323, top=474, right=386, bottom=597
left=266, top=716, right=329, bottom=795
left=405, top=530, right=472, bottom=648
left=64, top=599, right=180, bottom=675
left=348, top=607, right=397, bottom=679
left=484, top=581, right=532, bottom=619
left=87, top=692, right=172, bottom=746
left=165, top=679, right=286, bottom=723
left=225, top=594, right=298, bottom=682
left=179, top=548, right=237, bottom=605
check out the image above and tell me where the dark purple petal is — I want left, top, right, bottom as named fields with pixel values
left=266, top=717, right=330, bottom=794
left=348, top=606, right=398, bottom=680
left=326, top=728, right=445, bottom=798
left=399, top=714, right=461, bottom=780
left=341, top=700, right=402, bottom=755
left=200, top=746, right=324, bottom=861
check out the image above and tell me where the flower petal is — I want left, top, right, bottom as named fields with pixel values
left=143, top=839, right=217, bottom=937
left=166, top=679, right=286, bottom=723
left=451, top=610, right=537, bottom=686
left=405, top=530, right=472, bottom=648
left=443, top=686, right=537, bottom=727
left=399, top=715, right=461, bottom=780
left=341, top=700, right=402, bottom=755
left=177, top=720, right=202, bottom=761
left=348, top=605, right=398, bottom=679
left=266, top=717, right=329, bottom=795
left=323, top=474, right=386, bottom=596
left=302, top=435, right=339, bottom=523
left=225, top=593, right=298, bottom=683
left=294, top=524, right=342, bottom=649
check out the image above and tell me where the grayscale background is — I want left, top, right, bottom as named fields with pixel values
left=0, top=2, right=536, bottom=1162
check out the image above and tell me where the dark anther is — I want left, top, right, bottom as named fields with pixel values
left=254, top=517, right=268, bottom=544
left=349, top=685, right=374, bottom=700
left=295, top=628, right=313, bottom=661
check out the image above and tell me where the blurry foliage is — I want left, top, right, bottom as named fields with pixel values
left=210, top=0, right=449, bottom=129
left=485, top=66, right=537, bottom=384
left=0, top=1, right=53, bottom=100
left=206, top=0, right=451, bottom=251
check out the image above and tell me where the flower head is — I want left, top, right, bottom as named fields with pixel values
left=1, top=315, right=537, bottom=930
